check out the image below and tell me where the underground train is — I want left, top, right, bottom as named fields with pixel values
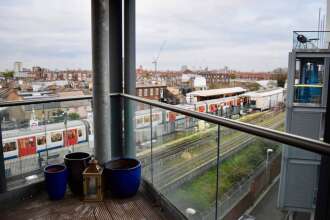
left=134, top=95, right=250, bottom=145
left=2, top=120, right=91, bottom=160
left=2, top=95, right=249, bottom=160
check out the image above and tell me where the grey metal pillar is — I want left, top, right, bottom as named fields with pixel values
left=109, top=0, right=123, bottom=158
left=0, top=114, right=7, bottom=193
left=124, top=0, right=136, bottom=157
left=326, top=0, right=330, bottom=46
left=91, top=0, right=111, bottom=164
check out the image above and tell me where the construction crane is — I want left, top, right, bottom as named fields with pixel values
left=152, top=41, right=166, bottom=79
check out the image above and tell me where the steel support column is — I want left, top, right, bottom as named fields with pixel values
left=109, top=0, right=123, bottom=158
left=124, top=0, right=136, bottom=158
left=91, top=0, right=111, bottom=164
left=326, top=0, right=330, bottom=46
left=0, top=113, right=6, bottom=193
left=315, top=66, right=330, bottom=219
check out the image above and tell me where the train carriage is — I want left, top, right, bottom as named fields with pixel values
left=2, top=120, right=88, bottom=160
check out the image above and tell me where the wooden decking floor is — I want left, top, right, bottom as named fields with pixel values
left=1, top=192, right=166, bottom=220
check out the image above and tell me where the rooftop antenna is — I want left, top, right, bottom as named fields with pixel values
left=318, top=8, right=321, bottom=47
left=152, top=41, right=166, bottom=79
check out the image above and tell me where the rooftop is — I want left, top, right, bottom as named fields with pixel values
left=243, top=88, right=284, bottom=97
left=136, top=83, right=167, bottom=88
left=187, top=87, right=246, bottom=97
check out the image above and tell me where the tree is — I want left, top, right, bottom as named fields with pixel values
left=244, top=82, right=260, bottom=91
left=271, top=68, right=288, bottom=87
left=2, top=71, right=14, bottom=78
left=68, top=112, right=80, bottom=120
left=229, top=73, right=236, bottom=79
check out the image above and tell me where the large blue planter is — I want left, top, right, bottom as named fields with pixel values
left=104, top=158, right=141, bottom=198
left=44, top=164, right=68, bottom=200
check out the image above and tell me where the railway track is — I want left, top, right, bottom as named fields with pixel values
left=144, top=115, right=284, bottom=188
left=138, top=111, right=283, bottom=163
left=156, top=120, right=284, bottom=188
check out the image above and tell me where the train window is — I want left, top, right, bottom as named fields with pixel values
left=51, top=132, right=63, bottom=142
left=4, top=142, right=16, bottom=152
left=37, top=136, right=46, bottom=145
left=78, top=129, right=83, bottom=137
left=144, top=89, right=148, bottom=96
left=144, top=115, right=150, bottom=123
left=155, top=88, right=159, bottom=94
left=152, top=114, right=160, bottom=121
left=150, top=88, right=154, bottom=96
left=136, top=117, right=143, bottom=125
left=139, top=89, right=142, bottom=96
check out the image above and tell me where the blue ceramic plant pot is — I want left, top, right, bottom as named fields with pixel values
left=44, top=164, right=68, bottom=200
left=104, top=158, right=141, bottom=198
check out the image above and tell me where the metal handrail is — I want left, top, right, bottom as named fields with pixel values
left=119, top=93, right=330, bottom=156
left=0, top=95, right=92, bottom=107
left=293, top=31, right=330, bottom=33
left=0, top=93, right=329, bottom=155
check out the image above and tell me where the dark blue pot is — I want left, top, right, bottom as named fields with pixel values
left=104, top=158, right=141, bottom=198
left=44, top=164, right=68, bottom=200
left=64, top=152, right=91, bottom=196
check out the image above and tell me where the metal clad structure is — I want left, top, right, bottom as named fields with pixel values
left=279, top=49, right=330, bottom=213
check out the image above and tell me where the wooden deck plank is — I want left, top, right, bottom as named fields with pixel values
left=105, top=199, right=128, bottom=219
left=1, top=192, right=164, bottom=220
left=94, top=202, right=113, bottom=220
left=118, top=200, right=146, bottom=220
left=134, top=196, right=164, bottom=220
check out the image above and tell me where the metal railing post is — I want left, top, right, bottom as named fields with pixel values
left=150, top=105, right=154, bottom=184
left=215, top=125, right=221, bottom=220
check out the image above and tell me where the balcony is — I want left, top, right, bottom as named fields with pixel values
left=0, top=94, right=329, bottom=220
left=1, top=1, right=330, bottom=219
left=293, top=31, right=330, bottom=49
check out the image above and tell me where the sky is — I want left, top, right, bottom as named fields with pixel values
left=0, top=0, right=327, bottom=72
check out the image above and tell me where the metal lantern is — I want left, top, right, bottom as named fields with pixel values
left=82, top=159, right=103, bottom=201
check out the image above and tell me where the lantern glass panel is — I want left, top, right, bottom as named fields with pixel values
left=85, top=176, right=98, bottom=199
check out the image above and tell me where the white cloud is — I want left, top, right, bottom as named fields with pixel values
left=0, top=0, right=326, bottom=71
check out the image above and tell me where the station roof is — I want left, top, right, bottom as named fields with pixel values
left=187, top=87, right=246, bottom=97
left=243, top=88, right=284, bottom=97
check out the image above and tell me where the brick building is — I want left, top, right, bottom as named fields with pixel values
left=136, top=83, right=167, bottom=101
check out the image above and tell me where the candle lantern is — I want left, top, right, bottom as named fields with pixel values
left=82, top=159, right=103, bottom=201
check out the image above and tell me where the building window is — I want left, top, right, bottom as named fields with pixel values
left=144, top=89, right=148, bottom=96
left=150, top=88, right=154, bottom=96
left=138, top=89, right=142, bottom=96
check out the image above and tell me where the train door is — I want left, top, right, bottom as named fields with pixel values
left=64, top=129, right=78, bottom=146
left=77, top=127, right=86, bottom=143
left=17, top=136, right=36, bottom=157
